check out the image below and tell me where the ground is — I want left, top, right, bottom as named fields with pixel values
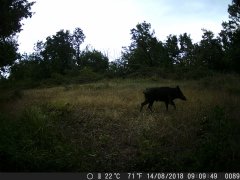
left=0, top=75, right=240, bottom=171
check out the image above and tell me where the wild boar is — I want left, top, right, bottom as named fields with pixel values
left=140, top=86, right=187, bottom=112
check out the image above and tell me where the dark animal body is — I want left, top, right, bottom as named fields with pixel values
left=140, top=86, right=187, bottom=112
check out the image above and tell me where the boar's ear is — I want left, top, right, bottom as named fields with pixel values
left=176, top=85, right=180, bottom=89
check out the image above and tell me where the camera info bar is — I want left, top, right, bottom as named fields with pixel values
left=0, top=172, right=239, bottom=180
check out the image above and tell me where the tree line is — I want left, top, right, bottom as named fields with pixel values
left=0, top=0, right=239, bottom=84
left=116, top=0, right=240, bottom=77
left=10, top=28, right=109, bottom=82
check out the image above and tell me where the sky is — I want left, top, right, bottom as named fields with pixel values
left=18, top=0, right=231, bottom=60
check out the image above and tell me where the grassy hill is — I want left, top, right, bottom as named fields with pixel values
left=0, top=75, right=240, bottom=171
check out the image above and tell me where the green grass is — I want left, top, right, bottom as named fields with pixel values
left=0, top=75, right=240, bottom=171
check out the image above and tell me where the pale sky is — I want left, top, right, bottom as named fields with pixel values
left=18, top=0, right=231, bottom=60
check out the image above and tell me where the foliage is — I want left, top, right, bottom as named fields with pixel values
left=80, top=48, right=109, bottom=73
left=0, top=36, right=19, bottom=68
left=122, top=21, right=169, bottom=72
left=72, top=27, right=86, bottom=62
left=178, top=33, right=195, bottom=67
left=108, top=58, right=128, bottom=77
left=194, top=29, right=224, bottom=70
left=0, top=0, right=35, bottom=37
left=0, top=0, right=35, bottom=68
left=165, top=34, right=180, bottom=65
left=9, top=28, right=109, bottom=85
left=220, top=0, right=240, bottom=73
left=41, top=30, right=75, bottom=75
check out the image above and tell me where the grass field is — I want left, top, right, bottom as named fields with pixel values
left=0, top=75, right=240, bottom=171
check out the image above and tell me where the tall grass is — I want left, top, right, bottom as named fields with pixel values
left=0, top=75, right=240, bottom=171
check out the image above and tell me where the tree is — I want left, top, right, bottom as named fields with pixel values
left=165, top=34, right=180, bottom=65
left=13, top=27, right=89, bottom=80
left=72, top=27, right=85, bottom=65
left=130, top=21, right=159, bottom=67
left=197, top=29, right=224, bottom=70
left=178, top=33, right=194, bottom=66
left=220, top=0, right=240, bottom=51
left=0, top=0, right=35, bottom=38
left=108, top=58, right=127, bottom=77
left=234, top=0, right=240, bottom=6
left=220, top=0, right=240, bottom=73
left=10, top=55, right=45, bottom=81
left=0, top=35, right=19, bottom=69
left=0, top=0, right=35, bottom=68
left=42, top=30, right=75, bottom=75
left=80, top=48, right=109, bottom=73
left=122, top=21, right=169, bottom=72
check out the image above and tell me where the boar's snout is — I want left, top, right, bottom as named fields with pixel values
left=176, top=86, right=187, bottom=101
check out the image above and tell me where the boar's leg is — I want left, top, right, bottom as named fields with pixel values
left=165, top=101, right=169, bottom=111
left=170, top=100, right=176, bottom=110
left=147, top=100, right=154, bottom=112
left=140, top=100, right=149, bottom=112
